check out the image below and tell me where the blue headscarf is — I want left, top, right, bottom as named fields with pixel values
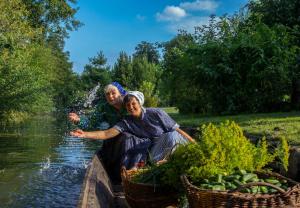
left=111, top=81, right=127, bottom=96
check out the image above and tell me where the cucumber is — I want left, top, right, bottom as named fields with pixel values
left=212, top=185, right=226, bottom=191
left=250, top=178, right=259, bottom=182
left=203, top=179, right=209, bottom=183
left=237, top=169, right=247, bottom=175
left=265, top=179, right=280, bottom=184
left=250, top=186, right=259, bottom=194
left=260, top=186, right=268, bottom=194
left=225, top=175, right=241, bottom=181
left=217, top=174, right=223, bottom=183
left=233, top=179, right=243, bottom=186
left=242, top=173, right=257, bottom=182
left=241, top=188, right=251, bottom=193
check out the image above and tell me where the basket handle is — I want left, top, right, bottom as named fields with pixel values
left=229, top=182, right=286, bottom=194
left=180, top=174, right=193, bottom=189
left=121, top=166, right=128, bottom=180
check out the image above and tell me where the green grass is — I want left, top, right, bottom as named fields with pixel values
left=161, top=107, right=300, bottom=145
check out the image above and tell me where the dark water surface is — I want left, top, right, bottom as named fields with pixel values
left=0, top=116, right=101, bottom=208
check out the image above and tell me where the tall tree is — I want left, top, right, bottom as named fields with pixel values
left=81, top=52, right=112, bottom=91
left=21, top=0, right=81, bottom=43
left=133, top=41, right=160, bottom=64
left=0, top=0, right=54, bottom=119
left=112, top=51, right=133, bottom=89
left=248, top=0, right=300, bottom=109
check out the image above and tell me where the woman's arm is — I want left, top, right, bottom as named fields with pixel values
left=176, top=128, right=195, bottom=143
left=70, top=127, right=120, bottom=140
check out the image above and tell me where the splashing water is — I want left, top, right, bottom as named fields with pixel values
left=83, top=83, right=101, bottom=108
left=40, top=156, right=51, bottom=173
left=82, top=160, right=90, bottom=169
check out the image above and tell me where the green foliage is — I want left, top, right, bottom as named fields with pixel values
left=133, top=41, right=160, bottom=64
left=160, top=121, right=289, bottom=189
left=81, top=52, right=112, bottom=91
left=112, top=51, right=133, bottom=89
left=274, top=136, right=290, bottom=171
left=138, top=81, right=159, bottom=107
left=162, top=14, right=299, bottom=114
left=21, top=0, right=81, bottom=45
left=248, top=0, right=300, bottom=29
left=112, top=51, right=161, bottom=105
left=0, top=0, right=81, bottom=122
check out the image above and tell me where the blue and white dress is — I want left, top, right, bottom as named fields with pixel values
left=114, top=108, right=189, bottom=167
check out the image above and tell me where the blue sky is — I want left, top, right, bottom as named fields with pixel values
left=65, top=0, right=248, bottom=73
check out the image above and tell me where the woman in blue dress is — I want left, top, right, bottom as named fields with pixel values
left=71, top=91, right=195, bottom=169
left=69, top=82, right=148, bottom=182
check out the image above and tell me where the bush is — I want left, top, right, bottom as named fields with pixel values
left=160, top=121, right=289, bottom=189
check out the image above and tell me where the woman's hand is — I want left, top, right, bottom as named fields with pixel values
left=156, top=159, right=168, bottom=165
left=70, top=128, right=120, bottom=140
left=70, top=129, right=85, bottom=138
left=68, top=112, right=80, bottom=123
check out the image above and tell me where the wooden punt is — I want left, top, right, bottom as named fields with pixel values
left=77, top=151, right=129, bottom=208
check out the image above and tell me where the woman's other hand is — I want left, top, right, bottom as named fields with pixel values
left=156, top=159, right=168, bottom=165
left=68, top=112, right=80, bottom=123
left=70, top=129, right=85, bottom=138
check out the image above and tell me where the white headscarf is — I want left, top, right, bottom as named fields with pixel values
left=127, top=91, right=144, bottom=106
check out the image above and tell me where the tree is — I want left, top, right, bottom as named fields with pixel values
left=131, top=56, right=161, bottom=90
left=21, top=0, right=81, bottom=44
left=248, top=0, right=300, bottom=29
left=81, top=52, right=112, bottom=91
left=112, top=51, right=133, bottom=89
left=133, top=41, right=160, bottom=64
left=0, top=0, right=53, bottom=119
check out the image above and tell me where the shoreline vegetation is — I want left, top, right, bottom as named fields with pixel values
left=3, top=109, right=299, bottom=147
left=163, top=107, right=300, bottom=145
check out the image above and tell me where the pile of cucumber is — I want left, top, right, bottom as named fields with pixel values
left=197, top=170, right=289, bottom=194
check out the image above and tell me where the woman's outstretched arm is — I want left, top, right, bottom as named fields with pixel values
left=70, top=128, right=120, bottom=140
left=176, top=128, right=195, bottom=143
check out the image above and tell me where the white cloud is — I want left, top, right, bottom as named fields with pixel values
left=180, top=0, right=219, bottom=12
left=167, top=16, right=211, bottom=34
left=136, top=14, right=146, bottom=21
left=156, top=6, right=187, bottom=22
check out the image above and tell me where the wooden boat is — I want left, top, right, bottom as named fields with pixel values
left=77, top=150, right=129, bottom=208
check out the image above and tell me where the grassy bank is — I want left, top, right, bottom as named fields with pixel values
left=163, top=108, right=300, bottom=145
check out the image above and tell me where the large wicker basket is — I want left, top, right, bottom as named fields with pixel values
left=121, top=167, right=178, bottom=208
left=181, top=171, right=300, bottom=208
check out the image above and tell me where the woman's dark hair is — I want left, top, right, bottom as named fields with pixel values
left=123, top=94, right=138, bottom=104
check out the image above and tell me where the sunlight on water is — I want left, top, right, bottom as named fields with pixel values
left=0, top=118, right=101, bottom=208
left=39, top=156, right=51, bottom=173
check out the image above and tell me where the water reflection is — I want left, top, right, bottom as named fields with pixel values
left=0, top=116, right=101, bottom=207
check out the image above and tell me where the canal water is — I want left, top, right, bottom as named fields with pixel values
left=0, top=116, right=102, bottom=208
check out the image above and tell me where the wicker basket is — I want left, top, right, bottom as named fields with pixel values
left=181, top=172, right=300, bottom=208
left=121, top=167, right=178, bottom=208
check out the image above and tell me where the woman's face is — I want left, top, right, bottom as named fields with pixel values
left=105, top=87, right=121, bottom=105
left=125, top=97, right=142, bottom=118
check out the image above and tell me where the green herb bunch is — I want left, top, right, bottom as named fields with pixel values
left=161, top=120, right=289, bottom=189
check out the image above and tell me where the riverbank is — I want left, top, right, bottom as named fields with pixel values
left=164, top=108, right=300, bottom=145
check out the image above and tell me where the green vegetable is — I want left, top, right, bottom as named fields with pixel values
left=265, top=179, right=280, bottom=184
left=212, top=185, right=226, bottom=191
left=242, top=173, right=257, bottom=182
left=260, top=186, right=268, bottom=194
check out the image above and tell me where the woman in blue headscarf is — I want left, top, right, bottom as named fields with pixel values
left=68, top=82, right=151, bottom=183
left=69, top=82, right=127, bottom=129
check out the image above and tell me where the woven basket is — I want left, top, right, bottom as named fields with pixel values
left=181, top=172, right=300, bottom=208
left=121, top=167, right=178, bottom=208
